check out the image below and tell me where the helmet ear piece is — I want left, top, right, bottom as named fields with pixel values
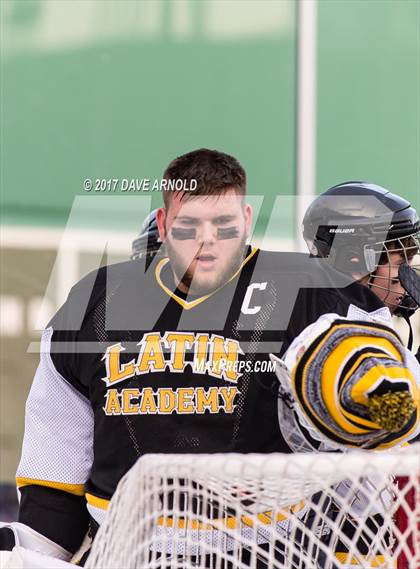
left=364, top=246, right=378, bottom=273
left=310, top=231, right=380, bottom=276
left=334, top=246, right=363, bottom=274
left=330, top=245, right=378, bottom=276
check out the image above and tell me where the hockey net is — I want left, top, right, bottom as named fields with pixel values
left=86, top=445, right=419, bottom=569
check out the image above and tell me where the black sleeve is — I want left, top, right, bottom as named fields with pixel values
left=19, top=486, right=90, bottom=554
left=281, top=287, right=338, bottom=355
left=282, top=279, right=386, bottom=356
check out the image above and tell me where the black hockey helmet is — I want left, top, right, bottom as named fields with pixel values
left=303, top=182, right=420, bottom=316
left=131, top=209, right=163, bottom=262
left=302, top=181, right=419, bottom=275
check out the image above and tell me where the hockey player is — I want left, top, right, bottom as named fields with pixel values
left=284, top=181, right=420, bottom=452
left=0, top=150, right=418, bottom=568
left=302, top=182, right=419, bottom=317
left=274, top=182, right=420, bottom=568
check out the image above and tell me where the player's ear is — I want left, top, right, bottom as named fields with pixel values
left=244, top=203, right=253, bottom=238
left=156, top=208, right=167, bottom=241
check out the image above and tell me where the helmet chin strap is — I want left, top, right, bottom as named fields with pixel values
left=399, top=311, right=414, bottom=351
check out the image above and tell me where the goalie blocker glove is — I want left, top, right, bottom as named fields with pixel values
left=274, top=313, right=419, bottom=451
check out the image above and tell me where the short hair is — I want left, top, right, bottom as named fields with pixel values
left=162, top=148, right=246, bottom=208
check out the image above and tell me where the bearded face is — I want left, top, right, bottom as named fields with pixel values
left=157, top=190, right=252, bottom=295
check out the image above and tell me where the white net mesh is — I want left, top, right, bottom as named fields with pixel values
left=86, top=445, right=419, bottom=569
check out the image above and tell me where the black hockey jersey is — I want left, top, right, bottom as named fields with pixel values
left=16, top=248, right=386, bottom=552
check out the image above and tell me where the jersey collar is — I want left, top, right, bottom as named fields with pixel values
left=155, top=247, right=258, bottom=310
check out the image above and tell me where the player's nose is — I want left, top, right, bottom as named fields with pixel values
left=198, top=222, right=217, bottom=245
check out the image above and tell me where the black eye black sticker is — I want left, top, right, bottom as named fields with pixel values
left=171, top=227, right=240, bottom=240
left=171, top=227, right=197, bottom=240
left=217, top=227, right=239, bottom=240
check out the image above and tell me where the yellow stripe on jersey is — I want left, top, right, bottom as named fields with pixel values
left=157, top=502, right=306, bottom=529
left=16, top=477, right=85, bottom=496
left=85, top=493, right=110, bottom=510
left=334, top=553, right=389, bottom=567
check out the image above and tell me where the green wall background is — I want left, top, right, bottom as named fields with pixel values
left=317, top=0, right=419, bottom=207
left=1, top=0, right=419, bottom=232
